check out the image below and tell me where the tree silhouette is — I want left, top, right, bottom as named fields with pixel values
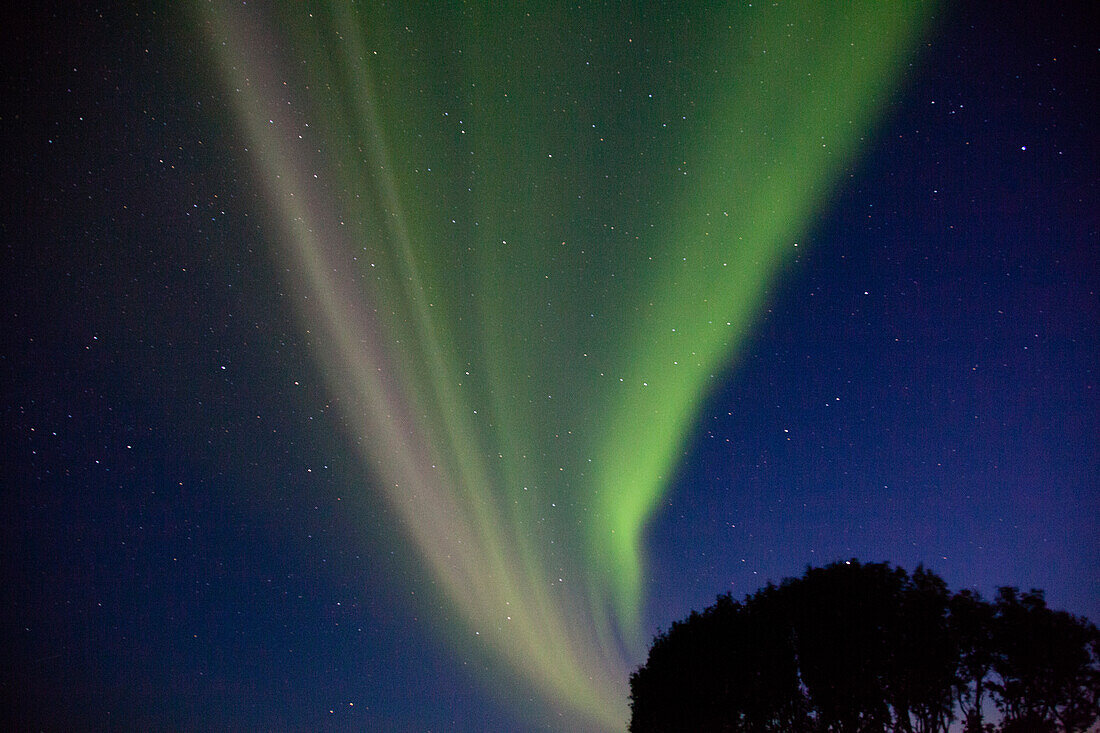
left=783, top=561, right=902, bottom=731
left=991, top=588, right=1100, bottom=732
left=950, top=588, right=997, bottom=731
left=628, top=589, right=807, bottom=732
left=629, top=561, right=1100, bottom=733
left=889, top=566, right=957, bottom=732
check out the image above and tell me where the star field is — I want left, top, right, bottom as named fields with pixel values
left=2, top=1, right=1096, bottom=731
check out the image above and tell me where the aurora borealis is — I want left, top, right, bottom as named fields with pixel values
left=5, top=0, right=1097, bottom=730
left=201, top=2, right=933, bottom=727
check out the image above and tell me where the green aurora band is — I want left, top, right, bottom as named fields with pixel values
left=198, top=2, right=934, bottom=728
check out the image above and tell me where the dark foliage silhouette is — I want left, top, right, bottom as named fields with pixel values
left=629, top=561, right=1099, bottom=733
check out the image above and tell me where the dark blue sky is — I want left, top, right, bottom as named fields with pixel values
left=649, top=0, right=1098, bottom=630
left=3, top=1, right=1096, bottom=730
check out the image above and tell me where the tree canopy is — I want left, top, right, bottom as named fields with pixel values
left=629, top=561, right=1099, bottom=733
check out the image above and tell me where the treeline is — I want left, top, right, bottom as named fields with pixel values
left=629, top=560, right=1099, bottom=732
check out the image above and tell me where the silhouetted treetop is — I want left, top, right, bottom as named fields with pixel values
left=629, top=560, right=1099, bottom=733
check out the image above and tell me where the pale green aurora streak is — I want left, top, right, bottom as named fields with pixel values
left=199, top=2, right=933, bottom=729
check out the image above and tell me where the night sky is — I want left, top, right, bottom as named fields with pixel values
left=3, top=2, right=1096, bottom=731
